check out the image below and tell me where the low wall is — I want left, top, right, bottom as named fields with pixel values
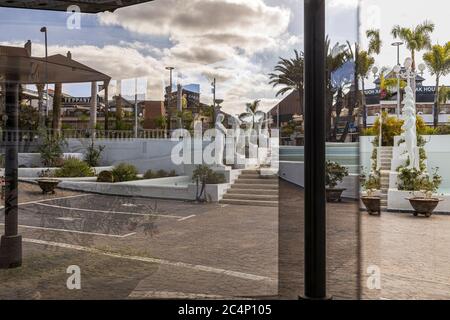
left=279, top=161, right=359, bottom=199
left=1, top=166, right=112, bottom=178
left=388, top=189, right=450, bottom=213
left=23, top=176, right=230, bottom=202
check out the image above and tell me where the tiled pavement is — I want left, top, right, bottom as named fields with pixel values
left=1, top=181, right=450, bottom=299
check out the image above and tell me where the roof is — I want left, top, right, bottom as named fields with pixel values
left=0, top=0, right=154, bottom=13
left=374, top=67, right=425, bottom=85
left=0, top=43, right=111, bottom=84
left=269, top=90, right=302, bottom=116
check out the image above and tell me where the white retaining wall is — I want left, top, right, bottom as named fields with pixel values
left=29, top=176, right=230, bottom=202
left=64, top=139, right=182, bottom=174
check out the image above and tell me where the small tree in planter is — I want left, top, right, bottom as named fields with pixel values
left=84, top=138, right=105, bottom=167
left=325, top=161, right=349, bottom=202
left=192, top=165, right=225, bottom=203
left=399, top=167, right=443, bottom=217
left=360, top=169, right=381, bottom=215
left=37, top=129, right=67, bottom=167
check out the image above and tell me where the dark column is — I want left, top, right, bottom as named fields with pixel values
left=0, top=80, right=22, bottom=269
left=303, top=0, right=327, bottom=299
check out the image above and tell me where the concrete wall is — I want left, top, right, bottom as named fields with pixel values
left=64, top=138, right=182, bottom=174
left=24, top=176, right=230, bottom=202
left=360, top=136, right=375, bottom=173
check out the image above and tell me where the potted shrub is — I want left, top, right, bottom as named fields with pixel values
left=97, top=170, right=114, bottom=183
left=37, top=169, right=60, bottom=194
left=406, top=168, right=443, bottom=218
left=360, top=171, right=381, bottom=215
left=325, top=161, right=349, bottom=202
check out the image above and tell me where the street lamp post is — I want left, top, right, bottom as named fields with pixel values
left=134, top=78, right=138, bottom=138
left=40, top=27, right=49, bottom=123
left=165, top=66, right=174, bottom=94
left=393, top=58, right=426, bottom=106
left=392, top=41, right=404, bottom=117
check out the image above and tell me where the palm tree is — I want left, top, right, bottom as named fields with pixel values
left=269, top=49, right=304, bottom=97
left=36, top=83, right=46, bottom=128
left=246, top=99, right=261, bottom=113
left=326, top=37, right=350, bottom=141
left=438, top=85, right=450, bottom=105
left=366, top=29, right=382, bottom=55
left=423, top=42, right=450, bottom=127
left=356, top=50, right=375, bottom=129
left=154, top=115, right=167, bottom=130
left=391, top=20, right=435, bottom=70
left=52, top=83, right=62, bottom=134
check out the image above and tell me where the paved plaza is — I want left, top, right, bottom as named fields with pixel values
left=0, top=181, right=450, bottom=299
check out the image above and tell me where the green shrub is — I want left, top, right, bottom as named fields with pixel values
left=143, top=169, right=178, bottom=179
left=38, top=130, right=67, bottom=167
left=168, top=170, right=177, bottom=177
left=397, top=167, right=442, bottom=193
left=325, top=161, right=349, bottom=189
left=360, top=127, right=377, bottom=136
left=435, top=125, right=450, bottom=135
left=191, top=165, right=226, bottom=202
left=97, top=170, right=114, bottom=183
left=84, top=139, right=105, bottom=167
left=192, top=165, right=226, bottom=184
left=112, top=163, right=138, bottom=182
left=54, top=157, right=94, bottom=178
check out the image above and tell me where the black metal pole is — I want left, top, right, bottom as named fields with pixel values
left=303, top=0, right=327, bottom=299
left=0, top=80, right=22, bottom=269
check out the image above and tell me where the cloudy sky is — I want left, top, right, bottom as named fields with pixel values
left=0, top=0, right=446, bottom=115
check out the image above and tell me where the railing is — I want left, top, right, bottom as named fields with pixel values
left=0, top=129, right=172, bottom=142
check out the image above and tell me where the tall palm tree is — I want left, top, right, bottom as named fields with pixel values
left=423, top=42, right=450, bottom=127
left=36, top=83, right=46, bottom=129
left=246, top=99, right=261, bottom=113
left=366, top=29, right=382, bottom=55
left=356, top=50, right=375, bottom=129
left=326, top=37, right=350, bottom=141
left=268, top=49, right=304, bottom=97
left=391, top=20, right=435, bottom=70
left=52, top=83, right=62, bottom=134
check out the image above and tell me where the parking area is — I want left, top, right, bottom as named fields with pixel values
left=0, top=182, right=279, bottom=299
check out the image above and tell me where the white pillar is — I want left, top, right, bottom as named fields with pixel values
left=90, top=81, right=97, bottom=135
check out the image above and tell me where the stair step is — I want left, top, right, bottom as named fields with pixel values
left=227, top=188, right=278, bottom=195
left=231, top=183, right=278, bottom=190
left=219, top=199, right=278, bottom=207
left=241, top=170, right=259, bottom=174
left=239, top=174, right=277, bottom=180
left=236, top=179, right=278, bottom=185
left=223, top=194, right=278, bottom=201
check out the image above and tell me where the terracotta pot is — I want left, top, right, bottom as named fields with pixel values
left=408, top=197, right=441, bottom=218
left=326, top=188, right=346, bottom=202
left=37, top=179, right=61, bottom=195
left=361, top=196, right=381, bottom=215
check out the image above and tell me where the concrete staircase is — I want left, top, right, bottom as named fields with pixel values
left=379, top=147, right=393, bottom=210
left=219, top=169, right=278, bottom=207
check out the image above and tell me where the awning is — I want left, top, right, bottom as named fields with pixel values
left=0, top=0, right=153, bottom=13
left=0, top=45, right=111, bottom=84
